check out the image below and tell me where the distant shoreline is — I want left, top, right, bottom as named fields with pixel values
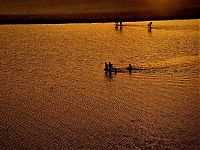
left=0, top=12, right=199, bottom=24
left=0, top=12, right=200, bottom=24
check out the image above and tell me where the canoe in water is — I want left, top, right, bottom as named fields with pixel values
left=104, top=67, right=135, bottom=73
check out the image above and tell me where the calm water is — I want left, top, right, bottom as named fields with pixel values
left=0, top=19, right=200, bottom=149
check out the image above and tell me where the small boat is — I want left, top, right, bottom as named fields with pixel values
left=104, top=67, right=121, bottom=72
left=104, top=67, right=136, bottom=73
left=104, top=63, right=139, bottom=73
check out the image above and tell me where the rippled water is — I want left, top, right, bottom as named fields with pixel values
left=0, top=19, right=200, bottom=149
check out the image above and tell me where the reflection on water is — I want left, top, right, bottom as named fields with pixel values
left=115, top=25, right=123, bottom=31
left=148, top=27, right=152, bottom=33
left=105, top=71, right=114, bottom=81
left=0, top=19, right=199, bottom=149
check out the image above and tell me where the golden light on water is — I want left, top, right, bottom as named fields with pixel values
left=0, top=0, right=200, bottom=149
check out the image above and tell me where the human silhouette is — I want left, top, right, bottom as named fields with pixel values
left=120, top=18, right=123, bottom=26
left=105, top=62, right=108, bottom=71
left=127, top=64, right=133, bottom=71
left=108, top=62, right=113, bottom=71
left=148, top=22, right=152, bottom=28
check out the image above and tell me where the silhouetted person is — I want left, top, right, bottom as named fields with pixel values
left=108, top=62, right=113, bottom=71
left=120, top=19, right=123, bottom=26
left=105, top=62, right=108, bottom=71
left=148, top=22, right=152, bottom=28
left=127, top=64, right=133, bottom=71
left=127, top=64, right=133, bottom=73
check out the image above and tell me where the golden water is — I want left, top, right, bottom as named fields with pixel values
left=0, top=19, right=199, bottom=149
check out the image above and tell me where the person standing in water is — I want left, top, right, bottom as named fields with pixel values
left=120, top=18, right=123, bottom=26
left=105, top=62, right=108, bottom=71
left=108, top=62, right=113, bottom=71
left=148, top=22, right=152, bottom=28
left=127, top=64, right=133, bottom=74
left=127, top=64, right=133, bottom=71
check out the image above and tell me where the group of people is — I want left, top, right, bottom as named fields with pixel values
left=105, top=62, right=113, bottom=71
left=115, top=18, right=123, bottom=26
left=104, top=62, right=133, bottom=72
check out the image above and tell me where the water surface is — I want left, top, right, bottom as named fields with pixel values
left=0, top=19, right=200, bottom=149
